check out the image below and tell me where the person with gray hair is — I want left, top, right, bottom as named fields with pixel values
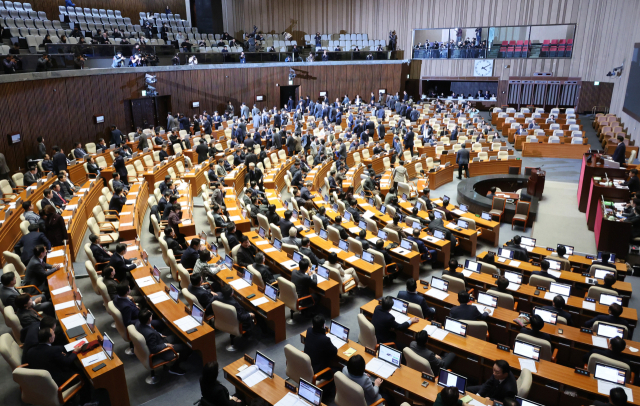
left=282, top=226, right=302, bottom=247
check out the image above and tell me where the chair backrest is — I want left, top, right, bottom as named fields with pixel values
left=357, top=313, right=377, bottom=348
left=96, top=277, right=111, bottom=308
left=12, top=366, right=61, bottom=406
left=588, top=264, right=617, bottom=279
left=487, top=289, right=515, bottom=310
left=529, top=274, right=555, bottom=289
left=515, top=333, right=553, bottom=361
left=0, top=333, right=22, bottom=370
left=246, top=265, right=265, bottom=289
left=587, top=353, right=632, bottom=382
left=441, top=274, right=466, bottom=294
left=492, top=197, right=506, bottom=211
left=462, top=320, right=488, bottom=341
left=3, top=307, right=22, bottom=344
left=211, top=301, right=241, bottom=336
left=517, top=368, right=533, bottom=398
left=4, top=251, right=26, bottom=275
left=587, top=286, right=619, bottom=301
left=480, top=262, right=500, bottom=276
left=107, top=301, right=130, bottom=344
left=127, top=324, right=152, bottom=370
left=277, top=277, right=299, bottom=311
left=327, top=225, right=342, bottom=245
left=348, top=237, right=363, bottom=257
left=284, top=344, right=314, bottom=385
left=334, top=371, right=368, bottom=406
left=84, top=260, right=101, bottom=295
left=403, top=347, right=433, bottom=375
left=407, top=302, right=423, bottom=318
left=592, top=321, right=628, bottom=339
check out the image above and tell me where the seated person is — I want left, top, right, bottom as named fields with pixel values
left=409, top=330, right=455, bottom=376
left=372, top=296, right=419, bottom=346
left=442, top=259, right=461, bottom=279
left=531, top=259, right=559, bottom=282
left=327, top=252, right=363, bottom=289
left=438, top=198, right=454, bottom=221
left=434, top=385, right=470, bottom=406
left=181, top=238, right=203, bottom=270
left=304, top=315, right=338, bottom=374
left=282, top=227, right=302, bottom=248
left=188, top=273, right=219, bottom=315
left=398, top=278, right=436, bottom=318
left=236, top=235, right=257, bottom=267
left=341, top=355, right=382, bottom=405
left=136, top=309, right=192, bottom=375
left=489, top=275, right=510, bottom=295
left=583, top=335, right=631, bottom=365
left=331, top=216, right=349, bottom=240
left=300, top=237, right=325, bottom=266
left=89, top=233, right=113, bottom=264
left=278, top=210, right=296, bottom=238
left=109, top=243, right=137, bottom=282
left=164, top=227, right=186, bottom=256
left=218, top=284, right=255, bottom=333
left=585, top=303, right=630, bottom=329
left=466, top=360, right=517, bottom=402
left=542, top=295, right=573, bottom=326
left=519, top=314, right=552, bottom=343
left=14, top=294, right=44, bottom=329
left=386, top=214, right=407, bottom=239
left=450, top=291, right=489, bottom=321
left=594, top=385, right=629, bottom=406
left=406, top=228, right=434, bottom=262
left=592, top=251, right=614, bottom=268
left=109, top=186, right=127, bottom=213
left=602, top=273, right=618, bottom=294
left=506, top=235, right=529, bottom=261
left=370, top=239, right=398, bottom=281
left=200, top=361, right=245, bottom=406
left=0, top=271, right=53, bottom=315
left=486, top=187, right=497, bottom=199
left=253, top=252, right=278, bottom=285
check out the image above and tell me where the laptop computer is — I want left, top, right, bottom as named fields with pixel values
left=546, top=258, right=562, bottom=271
left=377, top=344, right=402, bottom=368
left=513, top=340, right=541, bottom=361
left=344, top=211, right=352, bottom=222
left=362, top=251, right=374, bottom=264
left=415, top=201, right=422, bottom=211
left=377, top=230, right=388, bottom=240
left=444, top=317, right=467, bottom=337
left=433, top=229, right=446, bottom=240
left=338, top=239, right=349, bottom=251
left=292, top=251, right=303, bottom=264
left=390, top=297, right=410, bottom=323
left=457, top=219, right=469, bottom=229
left=264, top=284, right=278, bottom=302
left=358, top=220, right=368, bottom=231
left=477, top=291, right=498, bottom=309
left=549, top=282, right=571, bottom=300
left=297, top=379, right=323, bottom=406
left=319, top=229, right=328, bottom=240
left=504, top=271, right=522, bottom=290
left=459, top=204, right=468, bottom=213
left=437, top=370, right=467, bottom=394
left=327, top=320, right=349, bottom=348
left=380, top=205, right=387, bottom=214
left=481, top=212, right=492, bottom=221
left=533, top=306, right=558, bottom=325
left=400, top=239, right=413, bottom=251
left=273, top=238, right=283, bottom=251
left=431, top=277, right=449, bottom=292
left=463, top=259, right=481, bottom=273
left=596, top=322, right=625, bottom=339
left=515, top=396, right=544, bottom=406
left=599, top=293, right=623, bottom=306
left=102, top=332, right=115, bottom=360
left=255, top=351, right=275, bottom=378
left=192, top=303, right=204, bottom=325
left=169, top=283, right=180, bottom=303
left=433, top=210, right=443, bottom=219
left=593, top=268, right=615, bottom=280
left=498, top=248, right=514, bottom=260
left=258, top=227, right=267, bottom=239
left=594, top=362, right=627, bottom=385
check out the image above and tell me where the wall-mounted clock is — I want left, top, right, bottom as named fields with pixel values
left=474, top=59, right=493, bottom=77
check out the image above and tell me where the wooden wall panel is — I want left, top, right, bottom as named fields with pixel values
left=577, top=82, right=614, bottom=114
left=0, top=63, right=402, bottom=172
left=37, top=0, right=186, bottom=25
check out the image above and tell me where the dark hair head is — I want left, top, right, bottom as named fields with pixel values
left=393, top=214, right=400, bottom=225
left=513, top=235, right=521, bottom=245
left=381, top=296, right=394, bottom=311
left=604, top=273, right=616, bottom=289
left=610, top=387, right=628, bottom=406
left=494, top=359, right=510, bottom=375
left=222, top=284, right=233, bottom=298
left=415, top=330, right=429, bottom=346
left=610, top=303, right=623, bottom=317
left=441, top=386, right=460, bottom=406
left=199, top=250, right=211, bottom=262
left=190, top=273, right=202, bottom=286
left=600, top=252, right=611, bottom=263
left=139, top=309, right=153, bottom=324
left=33, top=245, right=47, bottom=257
left=115, top=243, right=128, bottom=254
left=406, top=278, right=417, bottom=292
left=22, top=201, right=32, bottom=211
left=312, top=315, right=325, bottom=333
left=530, top=314, right=544, bottom=331
left=190, top=238, right=201, bottom=248
left=448, top=259, right=458, bottom=271
left=497, top=276, right=509, bottom=291
left=116, top=282, right=130, bottom=296
left=38, top=327, right=53, bottom=343
left=557, top=245, right=567, bottom=257
left=347, top=354, right=366, bottom=376
left=15, top=294, right=30, bottom=308
left=284, top=210, right=292, bottom=220
left=102, top=266, right=115, bottom=279
left=610, top=336, right=626, bottom=353
left=0, top=271, right=15, bottom=286
left=298, top=258, right=309, bottom=272
left=457, top=291, right=470, bottom=304
left=540, top=260, right=550, bottom=271
left=40, top=315, right=57, bottom=330
left=202, top=361, right=220, bottom=383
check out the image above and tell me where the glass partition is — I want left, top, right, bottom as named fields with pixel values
left=412, top=24, right=575, bottom=60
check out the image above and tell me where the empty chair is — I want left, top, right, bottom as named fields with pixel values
left=512, top=201, right=530, bottom=230
left=516, top=368, right=533, bottom=397
left=0, top=333, right=22, bottom=371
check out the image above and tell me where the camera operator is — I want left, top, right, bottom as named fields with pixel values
left=148, top=53, right=159, bottom=66
left=36, top=54, right=53, bottom=72
left=188, top=55, right=198, bottom=65
left=111, top=51, right=126, bottom=68
left=73, top=54, right=86, bottom=69
left=172, top=53, right=180, bottom=66
left=2, top=54, right=17, bottom=73
left=389, top=30, right=397, bottom=51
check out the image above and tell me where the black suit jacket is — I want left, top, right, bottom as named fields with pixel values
left=236, top=245, right=256, bottom=267
left=398, top=290, right=433, bottom=318
left=530, top=270, right=559, bottom=282
left=24, top=171, right=39, bottom=186
left=506, top=242, right=529, bottom=261
left=584, top=314, right=630, bottom=329
left=181, top=247, right=199, bottom=270
left=519, top=327, right=552, bottom=343
left=24, top=257, right=55, bottom=293
left=450, top=303, right=488, bottom=321
left=15, top=232, right=51, bottom=265
left=25, top=343, right=79, bottom=386
left=195, top=144, right=209, bottom=163
left=255, top=263, right=277, bottom=285
left=291, top=270, right=317, bottom=298
left=279, top=219, right=295, bottom=238
left=304, top=327, right=338, bottom=373
left=478, top=371, right=518, bottom=401
left=136, top=322, right=168, bottom=354
left=165, top=237, right=184, bottom=255
left=90, top=243, right=111, bottom=263
left=109, top=194, right=126, bottom=213
left=188, top=284, right=216, bottom=311
left=52, top=152, right=67, bottom=174
left=108, top=254, right=136, bottom=281
left=372, top=305, right=411, bottom=344
left=113, top=295, right=139, bottom=326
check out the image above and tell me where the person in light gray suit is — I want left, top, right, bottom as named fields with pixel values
left=240, top=103, right=250, bottom=120
left=392, top=160, right=408, bottom=187
left=342, top=355, right=382, bottom=405
left=167, top=112, right=176, bottom=131
left=282, top=227, right=301, bottom=247
left=456, top=143, right=470, bottom=179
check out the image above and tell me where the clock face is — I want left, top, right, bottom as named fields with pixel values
left=474, top=60, right=493, bottom=77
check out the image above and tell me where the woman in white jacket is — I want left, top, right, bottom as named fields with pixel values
left=326, top=252, right=364, bottom=289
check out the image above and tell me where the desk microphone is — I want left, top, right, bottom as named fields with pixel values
left=605, top=172, right=610, bottom=184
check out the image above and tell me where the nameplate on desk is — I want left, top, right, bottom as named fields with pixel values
left=536, top=286, right=547, bottom=292
left=574, top=368, right=590, bottom=377
left=497, top=344, right=510, bottom=352
left=244, top=354, right=255, bottom=364
left=585, top=297, right=596, bottom=303
left=419, top=280, right=429, bottom=287
left=364, top=347, right=376, bottom=356
left=422, top=372, right=435, bottom=382
left=487, top=251, right=496, bottom=257
left=581, top=328, right=593, bottom=334
left=431, top=321, right=442, bottom=329
left=586, top=255, right=594, bottom=260
left=284, top=382, right=297, bottom=393
left=546, top=247, right=554, bottom=252
left=492, top=274, right=499, bottom=278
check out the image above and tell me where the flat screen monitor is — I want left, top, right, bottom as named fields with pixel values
left=498, top=248, right=514, bottom=259
left=549, top=282, right=571, bottom=298
left=380, top=205, right=387, bottom=214
left=273, top=238, right=282, bottom=251
left=558, top=244, right=574, bottom=255
left=292, top=251, right=302, bottom=263
left=416, top=201, right=422, bottom=211
left=242, top=269, right=253, bottom=285
left=599, top=293, right=623, bottom=306
left=391, top=297, right=408, bottom=315
left=594, top=362, right=627, bottom=385
left=258, top=227, right=266, bottom=239
left=304, top=218, right=311, bottom=228
left=431, top=277, right=448, bottom=292
left=255, top=351, right=275, bottom=378
left=513, top=340, right=541, bottom=361
left=400, top=239, right=413, bottom=251
left=477, top=292, right=498, bottom=308
left=594, top=268, right=615, bottom=280
left=319, top=229, right=328, bottom=240
left=102, top=333, right=114, bottom=359
left=298, top=379, right=323, bottom=406
left=209, top=243, right=218, bottom=257
left=533, top=307, right=558, bottom=325
left=459, top=204, right=468, bottom=212
left=169, top=283, right=180, bottom=303
left=317, top=265, right=329, bottom=279
left=521, top=237, right=536, bottom=247
left=456, top=219, right=469, bottom=229
left=362, top=251, right=374, bottom=264
left=504, top=271, right=522, bottom=285
left=358, top=220, right=367, bottom=230
left=368, top=198, right=374, bottom=206
left=464, top=260, right=481, bottom=273
left=444, top=317, right=467, bottom=337
left=433, top=230, right=445, bottom=240
left=338, top=240, right=349, bottom=251
left=546, top=258, right=562, bottom=270
left=377, top=344, right=401, bottom=367
left=152, top=265, right=161, bottom=282
left=596, top=322, right=625, bottom=339
left=224, top=254, right=234, bottom=270
left=515, top=396, right=545, bottom=406
left=292, top=209, right=299, bottom=220
left=265, top=284, right=278, bottom=301
left=481, top=212, right=492, bottom=221
left=377, top=230, right=388, bottom=240
left=86, top=310, right=96, bottom=333
left=332, top=203, right=338, bottom=212
left=437, top=370, right=467, bottom=394
left=329, top=320, right=349, bottom=342
left=192, top=304, right=204, bottom=325
left=433, top=210, right=443, bottom=219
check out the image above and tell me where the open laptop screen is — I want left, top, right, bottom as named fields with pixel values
left=597, top=322, right=625, bottom=339
left=298, top=379, right=323, bottom=406
left=444, top=317, right=467, bottom=337
left=437, top=370, right=467, bottom=394
left=594, top=363, right=626, bottom=385
left=377, top=344, right=401, bottom=367
left=533, top=307, right=558, bottom=325
left=513, top=340, right=541, bottom=361
left=431, top=277, right=448, bottom=292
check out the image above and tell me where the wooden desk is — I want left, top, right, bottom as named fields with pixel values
left=182, top=158, right=212, bottom=196
left=525, top=245, right=628, bottom=281
left=522, top=142, right=591, bottom=159
left=595, top=203, right=632, bottom=260
left=47, top=245, right=131, bottom=406
left=585, top=178, right=629, bottom=231
left=578, top=155, right=629, bottom=212
left=514, top=134, right=586, bottom=150
left=62, top=179, right=103, bottom=261
left=101, top=152, right=151, bottom=182
left=142, top=155, right=184, bottom=186
left=468, top=159, right=522, bottom=177
left=116, top=182, right=152, bottom=241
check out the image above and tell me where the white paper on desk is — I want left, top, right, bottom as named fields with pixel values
left=583, top=300, right=597, bottom=311
left=236, top=365, right=268, bottom=387
left=65, top=204, right=78, bottom=210
left=547, top=270, right=561, bottom=278
left=592, top=336, right=609, bottom=349
left=518, top=358, right=537, bottom=373
left=81, top=351, right=107, bottom=367
left=510, top=260, right=522, bottom=267
left=468, top=400, right=485, bottom=406
left=507, top=283, right=520, bottom=291
left=403, top=228, right=414, bottom=234
left=125, top=199, right=136, bottom=205
left=445, top=223, right=457, bottom=230
left=390, top=310, right=410, bottom=324
left=629, top=347, right=639, bottom=352
left=61, top=313, right=86, bottom=329
left=425, top=288, right=449, bottom=300
left=328, top=248, right=342, bottom=253
left=345, top=255, right=359, bottom=263
left=452, top=209, right=464, bottom=216
left=349, top=227, right=362, bottom=233
left=127, top=245, right=138, bottom=252
left=54, top=301, right=76, bottom=311
left=525, top=246, right=534, bottom=252
left=473, top=303, right=495, bottom=316
left=363, top=211, right=375, bottom=219
left=117, top=222, right=132, bottom=227
left=274, top=392, right=302, bottom=406
left=328, top=334, right=347, bottom=349
left=255, top=240, right=270, bottom=245
left=136, top=276, right=156, bottom=288
left=276, top=208, right=286, bottom=212
left=315, top=274, right=328, bottom=284
left=281, top=260, right=299, bottom=270
left=462, top=270, right=473, bottom=277
left=497, top=257, right=507, bottom=263
left=367, top=237, right=380, bottom=243
left=229, top=279, right=251, bottom=290
left=229, top=216, right=242, bottom=221
left=598, top=380, right=633, bottom=402
left=391, top=247, right=410, bottom=255
left=306, top=233, right=317, bottom=238
left=64, top=338, right=88, bottom=352
left=51, top=285, right=72, bottom=295
left=174, top=315, right=200, bottom=332
left=148, top=291, right=170, bottom=304
left=120, top=211, right=131, bottom=215
left=264, top=248, right=277, bottom=253
left=250, top=297, right=269, bottom=307
left=48, top=250, right=65, bottom=258
left=429, top=328, right=449, bottom=341
left=365, top=357, right=398, bottom=379
left=433, top=200, right=443, bottom=205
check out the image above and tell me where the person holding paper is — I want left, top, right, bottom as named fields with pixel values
left=25, top=327, right=85, bottom=387
left=434, top=385, right=469, bottom=406
left=530, top=260, right=559, bottom=282
left=519, top=314, right=552, bottom=343
left=136, top=309, right=192, bottom=376
left=542, top=296, right=573, bottom=326
left=24, top=245, right=60, bottom=296
left=342, top=355, right=383, bottom=404
left=466, top=360, right=517, bottom=402
left=200, top=361, right=244, bottom=406
left=372, top=296, right=419, bottom=347
left=304, top=315, right=338, bottom=374
left=450, top=291, right=489, bottom=321
left=583, top=336, right=630, bottom=365
left=594, top=386, right=629, bottom=406
left=584, top=303, right=630, bottom=330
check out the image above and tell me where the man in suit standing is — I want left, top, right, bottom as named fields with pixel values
left=14, top=224, right=51, bottom=265
left=188, top=274, right=218, bottom=315
left=467, top=360, right=518, bottom=402
left=24, top=166, right=39, bottom=186
left=304, top=315, right=338, bottom=374
left=450, top=291, right=489, bottom=321
left=291, top=259, right=319, bottom=311
left=136, top=309, right=192, bottom=375
left=111, top=125, right=123, bottom=146
left=24, top=245, right=61, bottom=295
left=113, top=149, right=129, bottom=185
left=612, top=135, right=627, bottom=165
left=51, top=146, right=67, bottom=174
left=372, top=296, right=419, bottom=347
left=456, top=143, right=470, bottom=179
left=36, top=136, right=47, bottom=159
left=398, top=279, right=436, bottom=318
left=404, top=126, right=415, bottom=154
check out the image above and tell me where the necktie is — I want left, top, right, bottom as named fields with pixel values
left=56, top=191, right=66, bottom=204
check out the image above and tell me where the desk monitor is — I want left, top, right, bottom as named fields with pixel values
left=549, top=282, right=571, bottom=298
left=284, top=201, right=289, bottom=209
left=594, top=362, right=626, bottom=385
left=303, top=218, right=310, bottom=229
left=338, top=239, right=349, bottom=251
left=291, top=210, right=298, bottom=220
left=380, top=205, right=387, bottom=214
left=332, top=203, right=338, bottom=212
left=477, top=292, right=498, bottom=308
left=456, top=219, right=469, bottom=229
left=258, top=227, right=266, bottom=239
left=431, top=277, right=449, bottom=292
left=400, top=239, right=413, bottom=251
left=224, top=254, right=234, bottom=270
left=597, top=252, right=616, bottom=262
left=596, top=322, right=625, bottom=339
left=513, top=340, right=541, bottom=361
left=273, top=238, right=283, bottom=251
left=329, top=320, right=349, bottom=342
left=377, top=230, right=388, bottom=241
left=498, top=248, right=514, bottom=259
left=599, top=293, right=623, bottom=306
left=192, top=303, right=204, bottom=325
left=521, top=237, right=536, bottom=247
left=594, top=268, right=615, bottom=280
left=459, top=204, right=468, bottom=213
left=464, top=259, right=481, bottom=273
left=102, top=333, right=114, bottom=360
left=433, top=230, right=446, bottom=240
left=344, top=211, right=351, bottom=222
left=242, top=269, right=253, bottom=286
left=391, top=297, right=409, bottom=315
left=504, top=271, right=522, bottom=285
left=533, top=306, right=558, bottom=325
left=416, top=201, right=422, bottom=211
left=437, top=370, right=467, bottom=394
left=558, top=244, right=574, bottom=255
left=444, top=317, right=467, bottom=337
left=324, top=194, right=330, bottom=203
left=255, top=351, right=275, bottom=378
left=169, top=283, right=180, bottom=303
left=402, top=193, right=408, bottom=201
left=85, top=309, right=96, bottom=333
left=317, top=265, right=329, bottom=279
left=481, top=212, right=492, bottom=221
left=292, top=251, right=303, bottom=263
left=265, top=284, right=278, bottom=301
left=152, top=265, right=161, bottom=282
left=412, top=222, right=422, bottom=230
left=546, top=258, right=562, bottom=271
left=298, top=378, right=323, bottom=406
left=515, top=396, right=545, bottom=406
left=377, top=344, right=402, bottom=367
left=209, top=243, right=218, bottom=257
left=443, top=195, right=450, bottom=202
left=368, top=198, right=374, bottom=206
left=319, top=229, right=328, bottom=240
left=433, top=210, right=443, bottom=219
left=362, top=251, right=374, bottom=264
left=358, top=220, right=368, bottom=231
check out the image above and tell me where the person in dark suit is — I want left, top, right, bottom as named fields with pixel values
left=136, top=309, right=192, bottom=375
left=188, top=274, right=219, bottom=315
left=51, top=146, right=67, bottom=174
left=25, top=326, right=85, bottom=386
left=450, top=291, right=489, bottom=321
left=113, top=149, right=129, bottom=185
left=195, top=139, right=209, bottom=163
left=625, top=205, right=640, bottom=239
left=109, top=186, right=127, bottom=214
left=611, top=135, right=627, bottom=165
left=456, top=143, right=470, bottom=179
left=542, top=295, right=573, bottom=326
left=113, top=282, right=147, bottom=327
left=594, top=387, right=629, bottom=406
left=236, top=236, right=257, bottom=267
left=622, top=168, right=640, bottom=194
left=49, top=183, right=67, bottom=208
left=398, top=278, right=436, bottom=318
left=331, top=215, right=350, bottom=240
left=23, top=245, right=60, bottom=295
left=506, top=235, right=530, bottom=261
left=404, top=126, right=415, bottom=154
left=181, top=238, right=202, bottom=270
left=304, top=315, right=338, bottom=374
left=226, top=224, right=241, bottom=251
left=409, top=330, right=456, bottom=376
left=15, top=294, right=43, bottom=329
left=1, top=272, right=53, bottom=316
left=519, top=314, right=552, bottom=344
left=584, top=303, right=630, bottom=329
left=582, top=335, right=630, bottom=365
left=406, top=229, right=434, bottom=262
left=531, top=259, right=559, bottom=282
left=372, top=296, right=419, bottom=346
left=467, top=360, right=517, bottom=402
left=218, top=284, right=255, bottom=332
left=200, top=361, right=245, bottom=406
left=109, top=243, right=138, bottom=282
left=24, top=166, right=39, bottom=186
left=279, top=210, right=296, bottom=239
left=291, top=258, right=320, bottom=311
left=14, top=224, right=51, bottom=265
left=164, top=228, right=186, bottom=256
left=592, top=251, right=613, bottom=268
left=300, top=237, right=325, bottom=266
left=253, top=252, right=278, bottom=285
left=346, top=199, right=361, bottom=223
